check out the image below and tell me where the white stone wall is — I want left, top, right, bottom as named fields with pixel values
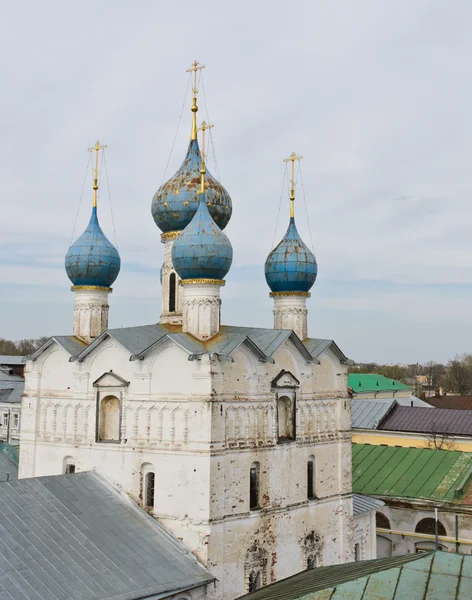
left=272, top=294, right=308, bottom=340
left=72, top=287, right=110, bottom=343
left=20, top=334, right=355, bottom=600
left=160, top=235, right=183, bottom=324
left=353, top=510, right=377, bottom=561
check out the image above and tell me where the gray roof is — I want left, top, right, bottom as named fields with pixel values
left=379, top=406, right=472, bottom=436
left=0, top=356, right=25, bottom=365
left=352, top=494, right=384, bottom=516
left=29, top=324, right=350, bottom=365
left=393, top=395, right=433, bottom=408
left=0, top=445, right=18, bottom=482
left=0, top=471, right=214, bottom=600
left=351, top=399, right=398, bottom=429
left=0, top=368, right=24, bottom=405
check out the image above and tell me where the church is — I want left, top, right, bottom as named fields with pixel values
left=18, top=63, right=372, bottom=600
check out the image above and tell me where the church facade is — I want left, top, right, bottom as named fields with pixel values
left=19, top=63, right=361, bottom=599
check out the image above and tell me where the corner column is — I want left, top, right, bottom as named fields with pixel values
left=271, top=291, right=309, bottom=340
left=160, top=231, right=183, bottom=325
left=181, top=279, right=224, bottom=340
left=72, top=285, right=111, bottom=343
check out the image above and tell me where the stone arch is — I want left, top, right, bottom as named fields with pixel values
left=301, top=529, right=323, bottom=569
left=415, top=518, right=446, bottom=537
left=173, top=406, right=185, bottom=443
left=226, top=406, right=237, bottom=441
left=148, top=406, right=160, bottom=445
left=376, top=512, right=391, bottom=529
left=63, top=455, right=75, bottom=474
left=141, top=462, right=155, bottom=509
left=160, top=405, right=172, bottom=443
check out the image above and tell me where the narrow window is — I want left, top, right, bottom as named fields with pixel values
left=354, top=543, right=360, bottom=562
left=2, top=412, right=9, bottom=427
left=65, top=464, right=75, bottom=474
left=12, top=413, right=19, bottom=429
left=307, top=456, right=316, bottom=499
left=145, top=472, right=155, bottom=508
left=250, top=462, right=260, bottom=510
left=169, top=272, right=176, bottom=312
left=306, top=554, right=317, bottom=570
left=277, top=396, right=294, bottom=441
left=248, top=571, right=261, bottom=592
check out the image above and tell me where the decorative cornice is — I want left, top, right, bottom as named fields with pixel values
left=180, top=278, right=225, bottom=286
left=72, top=285, right=112, bottom=292
left=270, top=291, right=310, bottom=298
left=160, top=231, right=181, bottom=242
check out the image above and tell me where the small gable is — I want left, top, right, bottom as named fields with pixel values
left=93, top=371, right=129, bottom=388
left=271, top=369, right=300, bottom=389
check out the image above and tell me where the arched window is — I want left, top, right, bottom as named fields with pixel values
left=376, top=512, right=391, bottom=530
left=415, top=518, right=446, bottom=537
left=169, top=272, right=176, bottom=312
left=277, top=395, right=294, bottom=441
left=354, top=543, right=360, bottom=561
left=250, top=462, right=260, bottom=510
left=145, top=472, right=155, bottom=508
left=65, top=464, right=76, bottom=474
left=63, top=456, right=75, bottom=474
left=248, top=571, right=261, bottom=593
left=307, top=456, right=316, bottom=500
left=99, top=395, right=120, bottom=441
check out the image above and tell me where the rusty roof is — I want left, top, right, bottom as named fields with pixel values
left=425, top=396, right=472, bottom=410
left=378, top=405, right=472, bottom=436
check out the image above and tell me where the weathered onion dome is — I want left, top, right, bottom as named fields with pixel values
left=65, top=206, right=121, bottom=287
left=151, top=139, right=232, bottom=233
left=172, top=192, right=233, bottom=280
left=265, top=217, right=317, bottom=293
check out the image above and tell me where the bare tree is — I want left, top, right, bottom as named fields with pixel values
left=443, top=354, right=472, bottom=395
left=425, top=429, right=457, bottom=451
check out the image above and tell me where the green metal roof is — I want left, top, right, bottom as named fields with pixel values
left=352, top=444, right=472, bottom=503
left=236, top=551, right=472, bottom=600
left=348, top=373, right=411, bottom=393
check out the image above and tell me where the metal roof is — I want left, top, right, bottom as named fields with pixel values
left=29, top=323, right=348, bottom=366
left=348, top=373, right=411, bottom=393
left=352, top=494, right=384, bottom=515
left=0, top=444, right=18, bottom=482
left=0, top=368, right=24, bottom=404
left=0, top=356, right=25, bottom=365
left=392, top=395, right=433, bottom=408
left=351, top=399, right=397, bottom=429
left=379, top=406, right=472, bottom=436
left=352, top=443, right=472, bottom=503
left=0, top=471, right=214, bottom=600
left=235, top=551, right=471, bottom=600
left=425, top=396, right=472, bottom=410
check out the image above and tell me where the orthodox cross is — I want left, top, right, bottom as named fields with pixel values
left=197, top=120, right=214, bottom=162
left=283, top=152, right=303, bottom=218
left=88, top=141, right=107, bottom=208
left=186, top=60, right=205, bottom=139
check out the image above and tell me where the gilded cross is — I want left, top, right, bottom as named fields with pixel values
left=88, top=141, right=107, bottom=208
left=283, top=152, right=303, bottom=218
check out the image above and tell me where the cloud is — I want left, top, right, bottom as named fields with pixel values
left=1, top=0, right=472, bottom=363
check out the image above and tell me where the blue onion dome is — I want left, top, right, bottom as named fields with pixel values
left=265, top=217, right=317, bottom=293
left=65, top=206, right=121, bottom=287
left=151, top=139, right=232, bottom=233
left=172, top=192, right=233, bottom=280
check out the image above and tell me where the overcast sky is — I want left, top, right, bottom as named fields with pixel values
left=1, top=0, right=472, bottom=364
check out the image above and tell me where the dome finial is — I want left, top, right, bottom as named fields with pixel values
left=283, top=151, right=303, bottom=219
left=88, top=141, right=107, bottom=208
left=186, top=60, right=205, bottom=140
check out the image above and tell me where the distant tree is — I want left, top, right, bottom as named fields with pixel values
left=375, top=365, right=407, bottom=383
left=444, top=354, right=472, bottom=395
left=0, top=337, right=48, bottom=356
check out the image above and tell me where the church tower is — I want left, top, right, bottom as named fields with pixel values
left=65, top=142, right=121, bottom=343
left=265, top=153, right=317, bottom=339
left=151, top=61, right=232, bottom=325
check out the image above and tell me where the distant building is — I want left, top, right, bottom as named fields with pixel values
left=0, top=358, right=24, bottom=442
left=353, top=443, right=472, bottom=556
left=348, top=374, right=413, bottom=399
left=351, top=400, right=472, bottom=452
left=426, top=395, right=472, bottom=410
left=236, top=551, right=471, bottom=600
